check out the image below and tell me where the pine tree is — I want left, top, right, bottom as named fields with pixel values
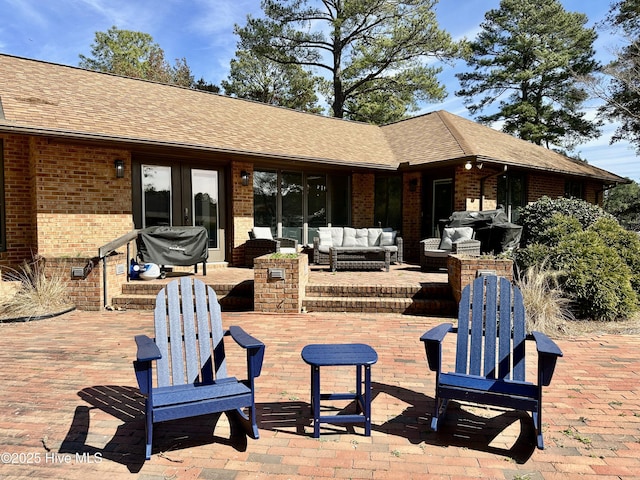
left=456, top=0, right=601, bottom=151
left=235, top=0, right=460, bottom=124
left=599, top=0, right=640, bottom=153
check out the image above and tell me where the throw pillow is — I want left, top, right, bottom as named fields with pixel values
left=252, top=226, right=274, bottom=240
left=439, top=227, right=473, bottom=250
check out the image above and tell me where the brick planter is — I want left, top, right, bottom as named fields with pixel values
left=254, top=253, right=309, bottom=313
left=448, top=254, right=514, bottom=304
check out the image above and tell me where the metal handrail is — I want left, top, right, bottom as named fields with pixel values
left=98, top=230, right=139, bottom=258
left=98, top=230, right=139, bottom=308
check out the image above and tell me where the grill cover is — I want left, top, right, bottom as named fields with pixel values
left=445, top=209, right=522, bottom=254
left=137, top=226, right=209, bottom=266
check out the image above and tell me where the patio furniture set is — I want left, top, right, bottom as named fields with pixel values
left=245, top=209, right=521, bottom=272
left=133, top=273, right=562, bottom=459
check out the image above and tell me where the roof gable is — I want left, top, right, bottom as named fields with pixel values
left=382, top=110, right=624, bottom=182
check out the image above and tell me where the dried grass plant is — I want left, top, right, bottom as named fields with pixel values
left=0, top=258, right=73, bottom=320
left=516, top=262, right=574, bottom=336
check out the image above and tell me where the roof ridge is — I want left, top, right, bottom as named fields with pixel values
left=435, top=110, right=475, bottom=156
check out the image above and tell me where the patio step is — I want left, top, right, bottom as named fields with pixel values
left=112, top=280, right=254, bottom=311
left=302, top=283, right=456, bottom=316
left=112, top=279, right=456, bottom=316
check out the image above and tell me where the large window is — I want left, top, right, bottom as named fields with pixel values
left=565, top=180, right=584, bottom=199
left=253, top=169, right=350, bottom=245
left=0, top=140, right=4, bottom=252
left=374, top=175, right=402, bottom=231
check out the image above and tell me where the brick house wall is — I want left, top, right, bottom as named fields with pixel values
left=0, top=134, right=35, bottom=267
left=454, top=165, right=483, bottom=212
left=231, top=160, right=254, bottom=266
left=402, top=171, right=422, bottom=261
left=29, top=138, right=133, bottom=257
left=2, top=134, right=134, bottom=309
left=351, top=173, right=375, bottom=227
left=527, top=172, right=564, bottom=201
left=45, top=254, right=128, bottom=311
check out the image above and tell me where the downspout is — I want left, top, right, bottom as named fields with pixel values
left=480, top=165, right=508, bottom=211
left=103, top=256, right=108, bottom=309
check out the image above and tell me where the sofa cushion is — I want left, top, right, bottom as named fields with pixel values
left=380, top=231, right=396, bottom=246
left=367, top=228, right=383, bottom=246
left=252, top=226, right=274, bottom=240
left=318, top=227, right=345, bottom=247
left=342, top=227, right=357, bottom=247
left=423, top=249, right=450, bottom=258
left=355, top=228, right=369, bottom=247
left=329, top=227, right=344, bottom=246
left=439, top=227, right=474, bottom=250
left=318, top=229, right=333, bottom=247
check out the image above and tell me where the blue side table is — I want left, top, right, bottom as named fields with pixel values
left=301, top=343, right=378, bottom=438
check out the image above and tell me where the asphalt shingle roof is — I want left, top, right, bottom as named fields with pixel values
left=383, top=111, right=624, bottom=181
left=0, top=54, right=625, bottom=182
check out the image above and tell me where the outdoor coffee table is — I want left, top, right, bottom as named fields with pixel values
left=301, top=343, right=378, bottom=438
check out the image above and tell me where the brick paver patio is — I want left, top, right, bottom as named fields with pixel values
left=1, top=307, right=639, bottom=479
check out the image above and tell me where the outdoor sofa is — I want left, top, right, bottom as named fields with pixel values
left=313, top=226, right=403, bottom=272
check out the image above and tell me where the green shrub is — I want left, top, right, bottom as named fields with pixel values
left=587, top=217, right=640, bottom=294
left=513, top=243, right=553, bottom=272
left=513, top=214, right=580, bottom=272
left=518, top=196, right=614, bottom=246
left=554, top=230, right=637, bottom=321
left=536, top=213, right=582, bottom=247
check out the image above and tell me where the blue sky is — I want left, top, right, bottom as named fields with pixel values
left=0, top=0, right=637, bottom=182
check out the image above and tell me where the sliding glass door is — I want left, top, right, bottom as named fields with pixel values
left=253, top=169, right=349, bottom=245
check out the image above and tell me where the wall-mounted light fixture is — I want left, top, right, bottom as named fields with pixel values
left=115, top=159, right=125, bottom=178
left=465, top=160, right=485, bottom=170
left=241, top=170, right=251, bottom=186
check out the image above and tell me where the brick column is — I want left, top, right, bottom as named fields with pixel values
left=448, top=255, right=513, bottom=303
left=254, top=253, right=308, bottom=313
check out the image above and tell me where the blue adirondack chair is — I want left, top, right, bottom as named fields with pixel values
left=133, top=277, right=265, bottom=459
left=421, top=275, right=562, bottom=449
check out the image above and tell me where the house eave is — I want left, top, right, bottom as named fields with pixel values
left=404, top=154, right=626, bottom=184
left=0, top=123, right=397, bottom=171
